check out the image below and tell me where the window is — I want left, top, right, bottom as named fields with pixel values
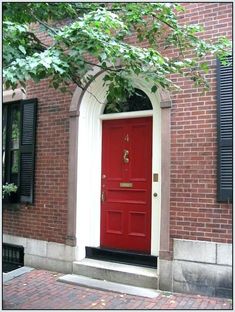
left=104, top=88, right=152, bottom=114
left=217, top=56, right=232, bottom=202
left=2, top=99, right=37, bottom=204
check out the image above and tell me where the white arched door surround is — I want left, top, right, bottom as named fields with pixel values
left=74, top=70, right=162, bottom=260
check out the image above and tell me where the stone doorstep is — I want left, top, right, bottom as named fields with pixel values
left=58, top=274, right=160, bottom=298
left=72, top=258, right=159, bottom=289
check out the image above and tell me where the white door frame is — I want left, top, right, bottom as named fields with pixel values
left=75, top=71, right=162, bottom=260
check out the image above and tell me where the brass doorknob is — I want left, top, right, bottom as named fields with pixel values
left=101, top=191, right=105, bottom=202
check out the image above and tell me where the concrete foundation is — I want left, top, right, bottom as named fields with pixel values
left=159, top=239, right=232, bottom=298
left=3, top=234, right=76, bottom=274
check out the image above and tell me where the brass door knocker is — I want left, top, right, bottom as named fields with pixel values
left=123, top=149, right=129, bottom=163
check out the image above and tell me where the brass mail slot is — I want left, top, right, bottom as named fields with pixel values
left=120, top=182, right=133, bottom=188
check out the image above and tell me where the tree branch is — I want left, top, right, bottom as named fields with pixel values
left=154, top=16, right=185, bottom=56
left=70, top=75, right=105, bottom=104
left=30, top=10, right=58, bottom=35
left=25, top=31, right=49, bottom=50
left=83, top=59, right=125, bottom=73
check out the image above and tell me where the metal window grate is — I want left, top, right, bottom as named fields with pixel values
left=3, top=243, right=24, bottom=272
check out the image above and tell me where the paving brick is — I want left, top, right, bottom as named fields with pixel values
left=3, top=269, right=233, bottom=310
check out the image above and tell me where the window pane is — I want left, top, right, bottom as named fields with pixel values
left=10, top=150, right=19, bottom=185
left=2, top=106, right=7, bottom=182
left=11, top=150, right=19, bottom=174
left=3, top=106, right=7, bottom=150
left=104, top=89, right=152, bottom=114
left=2, top=150, right=5, bottom=183
left=11, top=105, right=20, bottom=149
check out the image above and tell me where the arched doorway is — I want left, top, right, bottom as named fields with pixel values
left=73, top=71, right=162, bottom=260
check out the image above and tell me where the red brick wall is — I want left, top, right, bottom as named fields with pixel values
left=3, top=81, right=75, bottom=244
left=3, top=3, right=232, bottom=245
left=170, top=3, right=232, bottom=243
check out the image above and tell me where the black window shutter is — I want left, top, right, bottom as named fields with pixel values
left=19, top=99, right=37, bottom=203
left=217, top=56, right=233, bottom=202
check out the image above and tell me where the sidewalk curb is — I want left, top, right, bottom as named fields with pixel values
left=3, top=266, right=34, bottom=283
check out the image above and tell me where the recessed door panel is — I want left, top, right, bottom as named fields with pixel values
left=106, top=210, right=123, bottom=234
left=130, top=123, right=150, bottom=181
left=128, top=211, right=147, bottom=237
left=107, top=189, right=146, bottom=204
left=101, top=117, right=152, bottom=253
left=105, top=126, right=124, bottom=180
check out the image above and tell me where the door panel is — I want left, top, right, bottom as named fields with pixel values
left=101, top=117, right=152, bottom=253
left=105, top=125, right=124, bottom=180
left=129, top=123, right=150, bottom=180
left=128, top=211, right=147, bottom=236
left=106, top=210, right=123, bottom=234
left=107, top=188, right=146, bottom=204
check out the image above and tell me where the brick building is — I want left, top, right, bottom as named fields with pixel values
left=3, top=3, right=232, bottom=297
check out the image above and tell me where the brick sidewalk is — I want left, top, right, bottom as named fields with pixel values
left=3, top=269, right=233, bottom=310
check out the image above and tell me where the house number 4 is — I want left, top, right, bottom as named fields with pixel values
left=124, top=134, right=129, bottom=142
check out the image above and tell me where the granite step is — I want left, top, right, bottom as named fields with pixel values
left=58, top=274, right=160, bottom=298
left=72, top=258, right=159, bottom=289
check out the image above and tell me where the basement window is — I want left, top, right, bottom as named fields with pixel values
left=3, top=243, right=24, bottom=273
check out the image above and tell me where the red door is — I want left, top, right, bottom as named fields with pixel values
left=101, top=117, right=152, bottom=253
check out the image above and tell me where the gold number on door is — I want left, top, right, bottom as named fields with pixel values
left=124, top=134, right=129, bottom=142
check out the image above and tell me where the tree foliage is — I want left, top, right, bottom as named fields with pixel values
left=3, top=3, right=231, bottom=103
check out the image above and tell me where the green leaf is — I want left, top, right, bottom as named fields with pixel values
left=151, top=85, right=157, bottom=93
left=199, top=62, right=209, bottom=73
left=19, top=45, right=26, bottom=54
left=2, top=2, right=232, bottom=97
